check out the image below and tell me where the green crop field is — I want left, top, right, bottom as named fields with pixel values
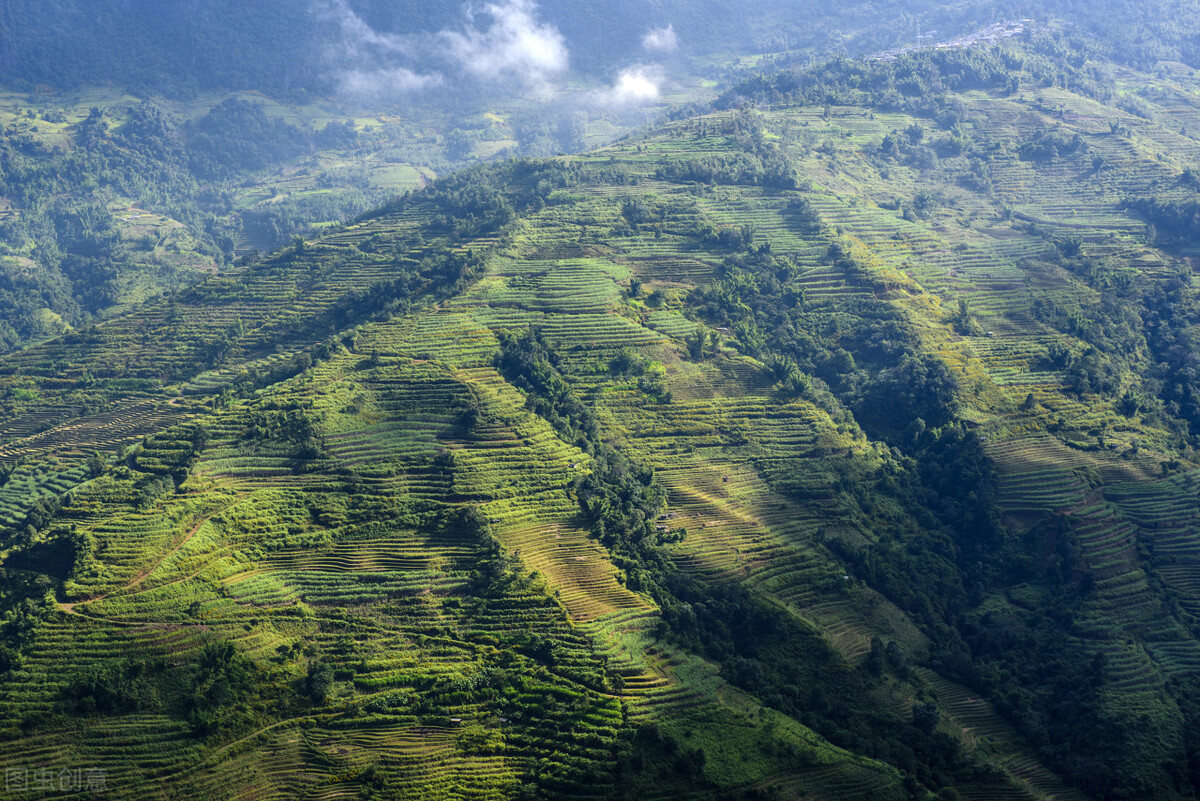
left=8, top=19, right=1200, bottom=801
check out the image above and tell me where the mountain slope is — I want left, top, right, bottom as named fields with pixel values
left=4, top=34, right=1200, bottom=800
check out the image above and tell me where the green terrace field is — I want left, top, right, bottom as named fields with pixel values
left=8, top=39, right=1200, bottom=800
left=0, top=66, right=729, bottom=358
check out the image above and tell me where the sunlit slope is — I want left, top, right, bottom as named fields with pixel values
left=0, top=174, right=917, bottom=800
left=6, top=44, right=1200, bottom=799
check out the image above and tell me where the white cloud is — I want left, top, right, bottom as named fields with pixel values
left=439, top=0, right=568, bottom=85
left=642, top=25, right=678, bottom=53
left=318, top=0, right=408, bottom=59
left=339, top=67, right=444, bottom=96
left=594, top=65, right=663, bottom=107
left=317, top=0, right=439, bottom=96
left=318, top=0, right=569, bottom=97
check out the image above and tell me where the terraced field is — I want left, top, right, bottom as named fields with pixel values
left=10, top=40, right=1200, bottom=801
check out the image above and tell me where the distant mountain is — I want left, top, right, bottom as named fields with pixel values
left=0, top=0, right=1023, bottom=97
left=4, top=0, right=1199, bottom=102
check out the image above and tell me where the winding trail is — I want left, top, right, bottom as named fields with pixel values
left=57, top=507, right=225, bottom=616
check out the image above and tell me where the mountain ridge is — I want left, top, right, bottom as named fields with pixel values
left=3, top=32, right=1200, bottom=800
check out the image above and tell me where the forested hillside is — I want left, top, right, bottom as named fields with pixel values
left=4, top=0, right=1200, bottom=99
left=4, top=23, right=1200, bottom=800
left=3, top=0, right=1199, bottom=359
left=0, top=0, right=963, bottom=96
left=11, top=2, right=1200, bottom=798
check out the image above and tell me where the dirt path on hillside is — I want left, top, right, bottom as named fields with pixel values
left=57, top=510, right=220, bottom=615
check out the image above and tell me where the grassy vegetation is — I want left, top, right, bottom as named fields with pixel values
left=9, top=28, right=1200, bottom=800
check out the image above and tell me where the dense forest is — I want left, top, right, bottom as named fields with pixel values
left=7, top=0, right=1197, bottom=98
